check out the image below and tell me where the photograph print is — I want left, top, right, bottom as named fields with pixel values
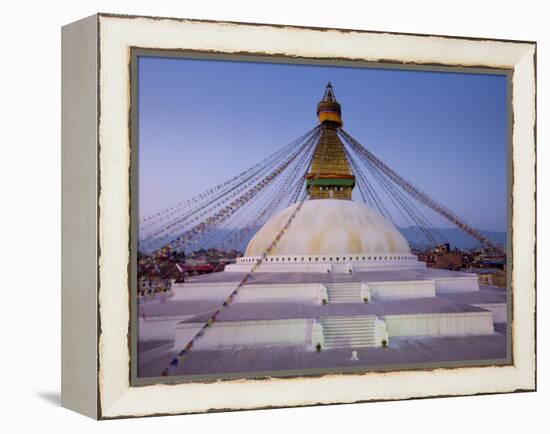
left=133, top=52, right=510, bottom=382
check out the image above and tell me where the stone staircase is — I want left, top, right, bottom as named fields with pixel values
left=320, top=315, right=377, bottom=349
left=326, top=283, right=361, bottom=303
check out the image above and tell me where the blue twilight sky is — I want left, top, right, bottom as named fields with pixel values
left=138, top=56, right=508, bottom=232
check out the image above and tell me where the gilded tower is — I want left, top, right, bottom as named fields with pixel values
left=306, top=83, right=355, bottom=200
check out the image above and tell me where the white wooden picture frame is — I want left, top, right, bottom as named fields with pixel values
left=61, top=13, right=536, bottom=419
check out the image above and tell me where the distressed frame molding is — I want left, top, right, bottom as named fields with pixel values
left=61, top=13, right=536, bottom=419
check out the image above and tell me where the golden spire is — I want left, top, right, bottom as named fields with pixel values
left=316, top=82, right=343, bottom=126
left=306, top=83, right=355, bottom=200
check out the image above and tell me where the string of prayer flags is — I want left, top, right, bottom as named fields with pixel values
left=159, top=171, right=318, bottom=376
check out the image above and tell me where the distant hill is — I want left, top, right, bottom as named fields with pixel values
left=398, top=227, right=507, bottom=250
left=141, top=225, right=506, bottom=253
left=140, top=227, right=255, bottom=253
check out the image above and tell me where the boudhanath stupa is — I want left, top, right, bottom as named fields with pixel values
left=138, top=84, right=507, bottom=378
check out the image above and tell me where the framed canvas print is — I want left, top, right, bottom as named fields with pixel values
left=61, top=13, right=536, bottom=419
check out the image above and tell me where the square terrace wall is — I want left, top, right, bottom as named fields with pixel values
left=367, top=280, right=436, bottom=300
left=434, top=276, right=479, bottom=293
left=174, top=319, right=313, bottom=350
left=383, top=311, right=494, bottom=337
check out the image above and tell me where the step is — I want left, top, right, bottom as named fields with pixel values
left=327, top=285, right=360, bottom=289
left=329, top=295, right=360, bottom=298
left=323, top=326, right=375, bottom=332
left=323, top=323, right=375, bottom=328
left=327, top=288, right=361, bottom=292
left=328, top=286, right=359, bottom=289
left=324, top=332, right=374, bottom=338
left=321, top=323, right=375, bottom=328
left=328, top=294, right=360, bottom=298
left=328, top=297, right=360, bottom=300
left=324, top=343, right=377, bottom=349
left=324, top=328, right=375, bottom=333
left=321, top=318, right=376, bottom=323
left=328, top=299, right=361, bottom=303
left=328, top=295, right=360, bottom=298
left=328, top=295, right=360, bottom=299
left=324, top=334, right=376, bottom=340
left=328, top=296, right=359, bottom=300
left=325, top=342, right=376, bottom=347
left=324, top=331, right=375, bottom=336
left=322, top=322, right=375, bottom=328
left=322, top=320, right=375, bottom=325
left=325, top=335, right=374, bottom=341
left=324, top=337, right=376, bottom=343
left=324, top=338, right=377, bottom=343
left=328, top=290, right=360, bottom=294
left=327, top=296, right=361, bottom=300
left=323, top=324, right=375, bottom=328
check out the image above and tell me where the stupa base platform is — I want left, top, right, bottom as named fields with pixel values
left=168, top=269, right=480, bottom=307
left=139, top=291, right=504, bottom=346
left=174, top=268, right=480, bottom=290
left=136, top=267, right=508, bottom=377
left=168, top=297, right=495, bottom=352
left=137, top=326, right=508, bottom=378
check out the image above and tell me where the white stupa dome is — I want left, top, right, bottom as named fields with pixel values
left=245, top=199, right=411, bottom=257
